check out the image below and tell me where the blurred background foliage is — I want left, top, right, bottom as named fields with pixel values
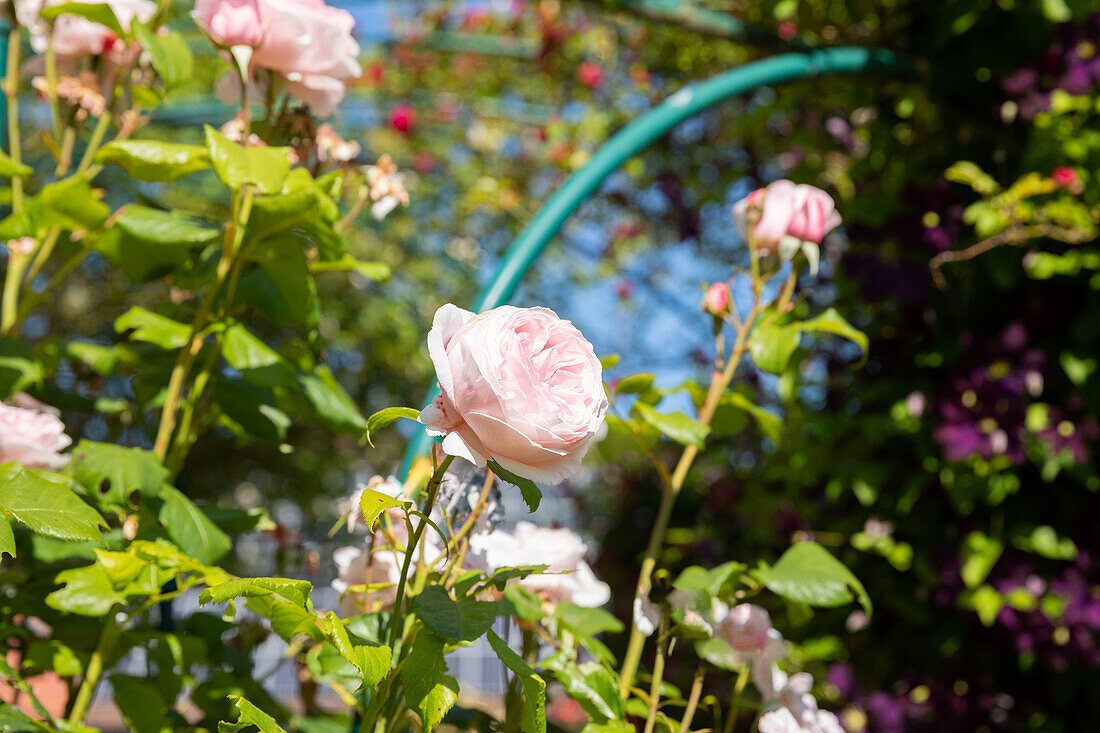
left=7, top=0, right=1100, bottom=729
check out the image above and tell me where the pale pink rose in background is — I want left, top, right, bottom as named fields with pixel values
left=419, top=304, right=608, bottom=485
left=192, top=0, right=265, bottom=47
left=702, top=282, right=730, bottom=315
left=0, top=399, right=72, bottom=470
left=467, top=522, right=611, bottom=607
left=718, top=603, right=773, bottom=656
left=249, top=0, right=362, bottom=116
left=27, top=0, right=157, bottom=60
left=732, top=180, right=841, bottom=254
left=331, top=528, right=441, bottom=616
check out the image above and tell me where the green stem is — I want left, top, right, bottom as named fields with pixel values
left=1, top=253, right=28, bottom=335
left=153, top=186, right=254, bottom=460
left=166, top=247, right=250, bottom=473
left=677, top=667, right=705, bottom=733
left=44, top=34, right=63, bottom=145
left=619, top=302, right=761, bottom=698
left=5, top=24, right=23, bottom=213
left=387, top=454, right=454, bottom=649
left=76, top=112, right=112, bottom=175
left=642, top=617, right=669, bottom=733
left=67, top=612, right=122, bottom=726
left=723, top=665, right=750, bottom=733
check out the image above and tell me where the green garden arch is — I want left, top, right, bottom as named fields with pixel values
left=399, top=46, right=921, bottom=475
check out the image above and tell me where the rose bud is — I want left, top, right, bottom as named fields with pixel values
left=702, top=282, right=730, bottom=316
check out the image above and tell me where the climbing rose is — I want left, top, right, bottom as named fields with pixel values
left=467, top=522, right=611, bottom=607
left=192, top=0, right=265, bottom=47
left=0, top=399, right=71, bottom=470
left=419, top=304, right=608, bottom=484
left=248, top=0, right=361, bottom=116
left=732, top=180, right=841, bottom=257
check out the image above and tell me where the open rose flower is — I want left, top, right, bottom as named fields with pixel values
left=467, top=522, right=611, bottom=607
left=249, top=0, right=361, bottom=116
left=0, top=398, right=72, bottom=470
left=24, top=0, right=156, bottom=61
left=732, top=180, right=841, bottom=274
left=419, top=304, right=608, bottom=485
left=192, top=0, right=265, bottom=48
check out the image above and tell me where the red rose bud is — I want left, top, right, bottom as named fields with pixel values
left=616, top=279, right=636, bottom=299
left=577, top=61, right=603, bottom=89
left=702, top=282, right=730, bottom=315
left=1052, top=166, right=1082, bottom=192
left=389, top=104, right=416, bottom=134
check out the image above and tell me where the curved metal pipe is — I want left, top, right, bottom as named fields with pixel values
left=396, top=47, right=920, bottom=475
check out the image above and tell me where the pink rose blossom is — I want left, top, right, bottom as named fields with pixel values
left=467, top=522, right=611, bottom=607
left=249, top=0, right=361, bottom=116
left=420, top=304, right=608, bottom=485
left=28, top=0, right=156, bottom=61
left=732, top=180, right=841, bottom=266
left=0, top=399, right=72, bottom=470
left=718, top=603, right=773, bottom=655
left=192, top=0, right=265, bottom=47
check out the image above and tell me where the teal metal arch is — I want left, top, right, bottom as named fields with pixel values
left=399, top=47, right=920, bottom=475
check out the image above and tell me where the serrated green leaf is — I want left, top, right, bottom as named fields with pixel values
left=759, top=542, right=871, bottom=615
left=114, top=205, right=220, bottom=246
left=115, top=307, right=191, bottom=350
left=0, top=149, right=32, bottom=179
left=799, top=308, right=869, bottom=366
left=95, top=140, right=211, bottom=182
left=39, top=2, right=124, bottom=34
left=0, top=465, right=106, bottom=548
left=0, top=517, right=15, bottom=558
left=401, top=630, right=459, bottom=731
left=487, top=630, right=546, bottom=733
left=749, top=320, right=800, bottom=374
left=366, top=407, right=420, bottom=446
left=415, top=585, right=499, bottom=642
left=132, top=22, right=192, bottom=89
left=69, top=440, right=168, bottom=509
left=200, top=577, right=314, bottom=609
left=297, top=367, right=368, bottom=435
left=358, top=488, right=408, bottom=532
left=673, top=561, right=745, bottom=597
left=204, top=126, right=291, bottom=194
left=633, top=402, right=709, bottom=448
left=321, top=612, right=391, bottom=689
left=487, top=460, right=542, bottom=512
left=218, top=695, right=287, bottom=733
left=158, top=486, right=232, bottom=565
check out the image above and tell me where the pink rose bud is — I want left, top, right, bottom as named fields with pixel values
left=577, top=61, right=603, bottom=89
left=192, top=0, right=265, bottom=47
left=702, top=282, right=730, bottom=315
left=1051, top=166, right=1082, bottom=192
left=732, top=179, right=841, bottom=254
left=389, top=104, right=416, bottom=134
left=0, top=399, right=72, bottom=470
left=419, top=304, right=609, bottom=485
left=615, top=279, right=635, bottom=299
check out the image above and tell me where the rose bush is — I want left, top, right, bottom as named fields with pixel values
left=7, top=0, right=1089, bottom=731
